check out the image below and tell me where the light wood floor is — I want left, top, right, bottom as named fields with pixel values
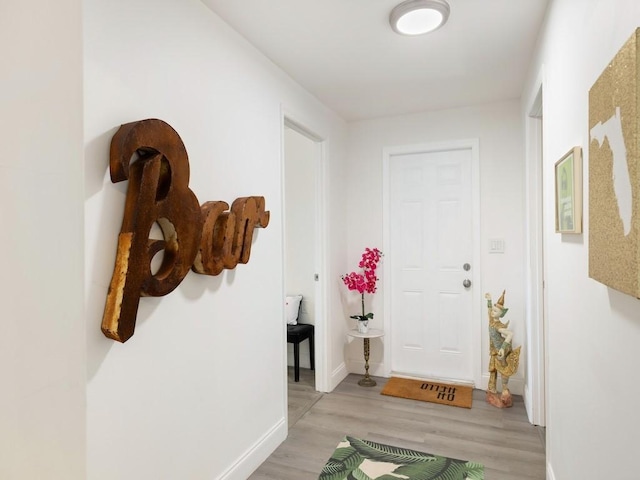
left=250, top=369, right=546, bottom=479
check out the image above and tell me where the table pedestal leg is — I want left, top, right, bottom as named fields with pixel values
left=358, top=337, right=376, bottom=387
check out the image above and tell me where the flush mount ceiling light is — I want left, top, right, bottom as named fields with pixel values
left=389, top=0, right=450, bottom=36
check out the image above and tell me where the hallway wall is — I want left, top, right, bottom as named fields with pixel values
left=522, top=1, right=640, bottom=478
left=83, top=0, right=346, bottom=478
left=346, top=100, right=526, bottom=392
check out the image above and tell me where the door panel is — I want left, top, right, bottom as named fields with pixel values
left=389, top=148, right=473, bottom=382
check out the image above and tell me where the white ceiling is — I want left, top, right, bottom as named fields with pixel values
left=201, top=0, right=549, bottom=121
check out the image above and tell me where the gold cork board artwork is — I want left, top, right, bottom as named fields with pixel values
left=589, top=28, right=640, bottom=297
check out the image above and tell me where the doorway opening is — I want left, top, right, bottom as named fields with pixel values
left=525, top=80, right=547, bottom=427
left=282, top=117, right=326, bottom=425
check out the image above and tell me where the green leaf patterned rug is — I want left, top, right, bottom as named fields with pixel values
left=319, top=436, right=484, bottom=480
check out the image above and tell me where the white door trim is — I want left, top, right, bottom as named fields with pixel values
left=382, top=139, right=482, bottom=388
left=523, top=66, right=547, bottom=426
left=281, top=109, right=329, bottom=395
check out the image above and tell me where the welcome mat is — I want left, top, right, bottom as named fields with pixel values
left=319, top=436, right=484, bottom=480
left=380, top=377, right=473, bottom=409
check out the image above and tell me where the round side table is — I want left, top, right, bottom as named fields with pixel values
left=347, top=328, right=384, bottom=387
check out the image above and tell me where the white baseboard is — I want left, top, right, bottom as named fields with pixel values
left=547, top=461, right=556, bottom=480
left=347, top=359, right=385, bottom=379
left=218, top=417, right=287, bottom=480
left=329, top=361, right=348, bottom=391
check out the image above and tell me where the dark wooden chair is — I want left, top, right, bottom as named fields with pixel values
left=287, top=323, right=315, bottom=382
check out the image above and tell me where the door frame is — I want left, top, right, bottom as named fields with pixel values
left=382, top=139, right=482, bottom=387
left=281, top=110, right=328, bottom=394
left=524, top=68, right=547, bottom=426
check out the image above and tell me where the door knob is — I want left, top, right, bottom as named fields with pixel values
left=463, top=279, right=471, bottom=288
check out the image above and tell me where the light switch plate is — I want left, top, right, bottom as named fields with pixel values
left=489, top=238, right=505, bottom=253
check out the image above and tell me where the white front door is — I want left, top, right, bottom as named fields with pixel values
left=386, top=143, right=477, bottom=383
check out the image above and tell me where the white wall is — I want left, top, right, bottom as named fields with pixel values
left=522, top=1, right=640, bottom=478
left=83, top=0, right=346, bottom=478
left=284, top=127, right=317, bottom=369
left=0, top=1, right=86, bottom=478
left=346, top=101, right=525, bottom=392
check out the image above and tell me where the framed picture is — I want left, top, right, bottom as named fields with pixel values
left=555, top=146, right=582, bottom=234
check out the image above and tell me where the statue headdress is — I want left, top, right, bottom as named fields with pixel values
left=495, top=290, right=508, bottom=318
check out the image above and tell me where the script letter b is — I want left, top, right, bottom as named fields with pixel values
left=101, top=120, right=203, bottom=343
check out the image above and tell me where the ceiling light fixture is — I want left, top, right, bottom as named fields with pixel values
left=389, top=0, right=450, bottom=36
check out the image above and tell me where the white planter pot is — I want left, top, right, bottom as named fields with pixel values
left=357, top=320, right=369, bottom=334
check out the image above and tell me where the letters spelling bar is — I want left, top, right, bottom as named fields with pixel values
left=101, top=119, right=269, bottom=343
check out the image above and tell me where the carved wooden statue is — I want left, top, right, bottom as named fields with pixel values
left=101, top=119, right=269, bottom=343
left=485, top=290, right=521, bottom=408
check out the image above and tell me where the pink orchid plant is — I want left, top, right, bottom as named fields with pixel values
left=342, top=247, right=383, bottom=322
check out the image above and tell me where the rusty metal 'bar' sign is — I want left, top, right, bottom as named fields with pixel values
left=101, top=119, right=270, bottom=343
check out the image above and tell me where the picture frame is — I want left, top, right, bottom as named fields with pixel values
left=555, top=146, right=582, bottom=234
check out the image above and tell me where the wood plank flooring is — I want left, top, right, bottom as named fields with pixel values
left=250, top=370, right=546, bottom=480
left=287, top=366, right=323, bottom=426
